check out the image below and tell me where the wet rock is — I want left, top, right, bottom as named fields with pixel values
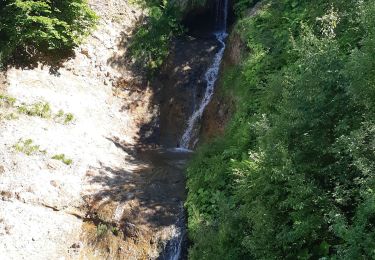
left=156, top=36, right=219, bottom=147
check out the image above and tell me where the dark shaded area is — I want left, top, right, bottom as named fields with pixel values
left=5, top=47, right=75, bottom=76
left=108, top=26, right=221, bottom=148
left=106, top=0, right=236, bottom=148
left=87, top=139, right=191, bottom=260
left=107, top=16, right=149, bottom=79
left=87, top=137, right=191, bottom=229
left=157, top=206, right=188, bottom=260
left=156, top=36, right=219, bottom=147
left=182, top=0, right=235, bottom=38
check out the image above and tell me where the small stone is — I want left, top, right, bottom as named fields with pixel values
left=70, top=242, right=80, bottom=249
left=0, top=165, right=5, bottom=174
left=81, top=47, right=93, bottom=59
left=47, top=161, right=59, bottom=170
left=50, top=180, right=60, bottom=188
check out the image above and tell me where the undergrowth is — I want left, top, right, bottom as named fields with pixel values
left=127, top=1, right=184, bottom=75
left=13, top=139, right=46, bottom=156
left=0, top=0, right=98, bottom=67
left=187, top=0, right=375, bottom=259
left=0, top=93, right=74, bottom=124
left=51, top=154, right=73, bottom=165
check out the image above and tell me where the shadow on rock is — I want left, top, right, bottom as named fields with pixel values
left=84, top=137, right=190, bottom=230
left=6, top=47, right=75, bottom=76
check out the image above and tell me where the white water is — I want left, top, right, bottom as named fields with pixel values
left=159, top=203, right=186, bottom=260
left=167, top=147, right=194, bottom=153
left=179, top=32, right=227, bottom=148
left=180, top=0, right=228, bottom=149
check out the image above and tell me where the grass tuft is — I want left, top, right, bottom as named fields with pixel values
left=96, top=223, right=108, bottom=237
left=13, top=139, right=46, bottom=156
left=51, top=154, right=73, bottom=165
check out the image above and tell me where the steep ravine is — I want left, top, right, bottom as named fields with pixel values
left=78, top=0, right=234, bottom=257
left=0, top=0, right=235, bottom=259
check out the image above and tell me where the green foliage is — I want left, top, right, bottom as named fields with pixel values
left=51, top=154, right=73, bottom=165
left=0, top=0, right=97, bottom=66
left=111, top=226, right=119, bottom=236
left=233, top=0, right=258, bottom=17
left=0, top=94, right=16, bottom=107
left=96, top=223, right=108, bottom=237
left=13, top=138, right=46, bottom=156
left=17, top=101, right=52, bottom=118
left=127, top=1, right=184, bottom=74
left=187, top=0, right=375, bottom=259
left=55, top=109, right=74, bottom=124
left=0, top=112, right=19, bottom=120
left=95, top=223, right=120, bottom=238
left=0, top=94, right=75, bottom=123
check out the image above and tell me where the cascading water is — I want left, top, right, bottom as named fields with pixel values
left=158, top=203, right=186, bottom=260
left=180, top=0, right=228, bottom=149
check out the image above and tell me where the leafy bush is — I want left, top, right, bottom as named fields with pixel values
left=127, top=2, right=184, bottom=74
left=0, top=0, right=97, bottom=66
left=0, top=94, right=75, bottom=123
left=233, top=0, right=259, bottom=17
left=0, top=94, right=16, bottom=107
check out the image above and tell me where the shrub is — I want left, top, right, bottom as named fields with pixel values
left=17, top=101, right=52, bottom=118
left=0, top=0, right=98, bottom=66
left=0, top=94, right=16, bottom=107
left=54, top=109, right=74, bottom=124
left=13, top=138, right=46, bottom=156
left=127, top=3, right=184, bottom=74
left=96, top=223, right=108, bottom=237
left=186, top=0, right=375, bottom=259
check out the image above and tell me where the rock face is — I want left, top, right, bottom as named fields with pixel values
left=0, top=0, right=187, bottom=259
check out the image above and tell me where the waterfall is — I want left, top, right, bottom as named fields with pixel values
left=179, top=0, right=228, bottom=149
left=160, top=1, right=229, bottom=259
